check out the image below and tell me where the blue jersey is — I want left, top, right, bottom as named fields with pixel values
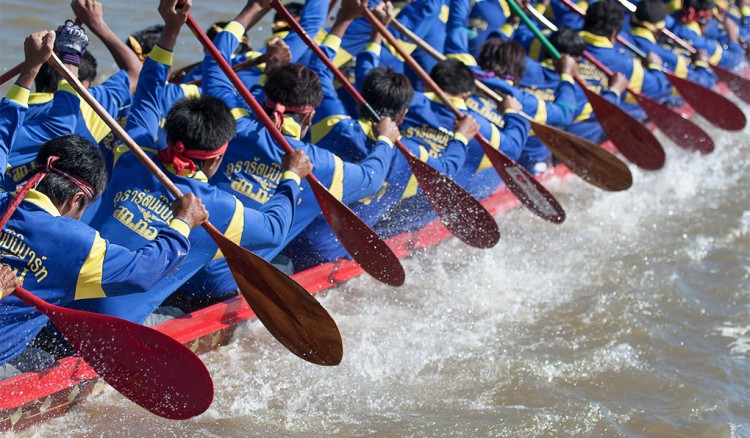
left=0, top=85, right=32, bottom=180
left=624, top=25, right=717, bottom=88
left=0, top=187, right=190, bottom=365
left=196, top=25, right=397, bottom=285
left=668, top=15, right=746, bottom=71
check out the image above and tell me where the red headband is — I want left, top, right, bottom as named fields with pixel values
left=157, top=141, right=229, bottom=175
left=263, top=97, right=315, bottom=129
left=0, top=156, right=96, bottom=229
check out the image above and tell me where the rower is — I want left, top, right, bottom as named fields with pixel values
left=281, top=0, right=478, bottom=271
left=624, top=0, right=718, bottom=89
left=176, top=0, right=399, bottom=301
left=70, top=0, right=311, bottom=320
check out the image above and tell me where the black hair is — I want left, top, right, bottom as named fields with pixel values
left=264, top=63, right=323, bottom=109
left=634, top=0, right=667, bottom=24
left=164, top=96, right=236, bottom=154
left=33, top=52, right=98, bottom=92
left=272, top=2, right=304, bottom=32
left=360, top=67, right=414, bottom=121
left=583, top=1, right=625, bottom=36
left=548, top=26, right=586, bottom=57
left=34, top=135, right=108, bottom=205
left=429, top=59, right=475, bottom=95
left=682, top=0, right=713, bottom=11
left=477, top=39, right=527, bottom=86
left=78, top=52, right=97, bottom=84
left=126, top=24, right=164, bottom=55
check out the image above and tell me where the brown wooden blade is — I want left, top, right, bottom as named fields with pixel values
left=13, top=287, right=214, bottom=419
left=711, top=64, right=750, bottom=105
left=664, top=71, right=746, bottom=131
left=396, top=142, right=501, bottom=247
left=203, top=223, right=344, bottom=364
left=632, top=91, right=715, bottom=155
left=308, top=178, right=406, bottom=286
left=528, top=119, right=633, bottom=191
left=476, top=133, right=566, bottom=223
left=576, top=78, right=665, bottom=170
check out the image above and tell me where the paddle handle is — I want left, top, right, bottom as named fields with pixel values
left=507, top=0, right=561, bottom=60
left=12, top=287, right=55, bottom=318
left=49, top=53, right=186, bottom=199
left=0, top=63, right=23, bottom=87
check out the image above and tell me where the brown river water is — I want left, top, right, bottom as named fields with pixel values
left=1, top=0, right=749, bottom=436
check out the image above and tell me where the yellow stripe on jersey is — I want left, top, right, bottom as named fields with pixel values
left=213, top=197, right=245, bottom=260
left=329, top=155, right=345, bottom=200
left=476, top=123, right=502, bottom=173
left=311, top=114, right=351, bottom=144
left=75, top=233, right=107, bottom=300
left=401, top=146, right=429, bottom=199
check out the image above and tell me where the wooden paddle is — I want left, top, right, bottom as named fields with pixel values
left=508, top=0, right=666, bottom=170
left=184, top=14, right=407, bottom=285
left=388, top=17, right=633, bottom=192
left=11, top=287, right=213, bottom=419
left=363, top=8, right=566, bottom=223
left=557, top=0, right=745, bottom=133
left=271, top=0, right=500, bottom=249
left=613, top=0, right=750, bottom=105
left=48, top=52, right=344, bottom=366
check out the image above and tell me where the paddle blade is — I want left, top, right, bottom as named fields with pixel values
left=529, top=120, right=633, bottom=191
left=396, top=142, right=500, bottom=248
left=665, top=71, right=746, bottom=131
left=12, top=288, right=213, bottom=419
left=577, top=79, right=665, bottom=170
left=711, top=64, right=750, bottom=105
left=477, top=136, right=566, bottom=223
left=632, top=91, right=715, bottom=155
left=308, top=178, right=406, bottom=286
left=204, top=224, right=344, bottom=365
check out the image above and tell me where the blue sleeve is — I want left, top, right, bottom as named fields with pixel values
left=424, top=137, right=468, bottom=175
left=498, top=112, right=530, bottom=160
left=640, top=67, right=671, bottom=101
left=0, top=91, right=27, bottom=173
left=239, top=178, right=300, bottom=251
left=203, top=28, right=249, bottom=111
left=396, top=0, right=445, bottom=39
left=309, top=40, right=347, bottom=121
left=13, top=82, right=81, bottom=148
left=444, top=0, right=472, bottom=58
left=281, top=0, right=328, bottom=62
left=89, top=70, right=132, bottom=124
left=124, top=48, right=172, bottom=148
left=547, top=79, right=577, bottom=127
left=355, top=45, right=383, bottom=91
left=101, top=225, right=190, bottom=296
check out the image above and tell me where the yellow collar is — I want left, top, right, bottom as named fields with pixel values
left=357, top=119, right=378, bottom=140
left=28, top=92, right=54, bottom=105
left=684, top=21, right=703, bottom=36
left=281, top=115, right=302, bottom=139
left=161, top=162, right=208, bottom=182
left=23, top=189, right=61, bottom=216
left=424, top=92, right=468, bottom=111
left=580, top=31, right=614, bottom=48
left=630, top=26, right=657, bottom=43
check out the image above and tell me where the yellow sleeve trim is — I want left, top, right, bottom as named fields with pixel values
left=149, top=45, right=173, bottom=66
left=453, top=132, right=469, bottom=145
left=694, top=60, right=709, bottom=68
left=6, top=84, right=30, bottom=107
left=169, top=218, right=191, bottom=238
left=742, top=5, right=750, bottom=15
left=647, top=63, right=662, bottom=71
left=281, top=170, right=301, bottom=185
left=231, top=107, right=250, bottom=119
left=179, top=83, right=201, bottom=98
left=328, top=155, right=345, bottom=201
left=446, top=53, right=478, bottom=67
left=213, top=197, right=245, bottom=260
left=560, top=73, right=574, bottom=83
left=376, top=135, right=394, bottom=147
left=533, top=3, right=546, bottom=14
left=322, top=34, right=342, bottom=52
left=365, top=42, right=382, bottom=56
left=709, top=44, right=723, bottom=65
left=75, top=233, right=107, bottom=300
left=311, top=114, right=350, bottom=143
left=223, top=21, right=247, bottom=41
left=674, top=56, right=689, bottom=78
left=439, top=4, right=450, bottom=23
